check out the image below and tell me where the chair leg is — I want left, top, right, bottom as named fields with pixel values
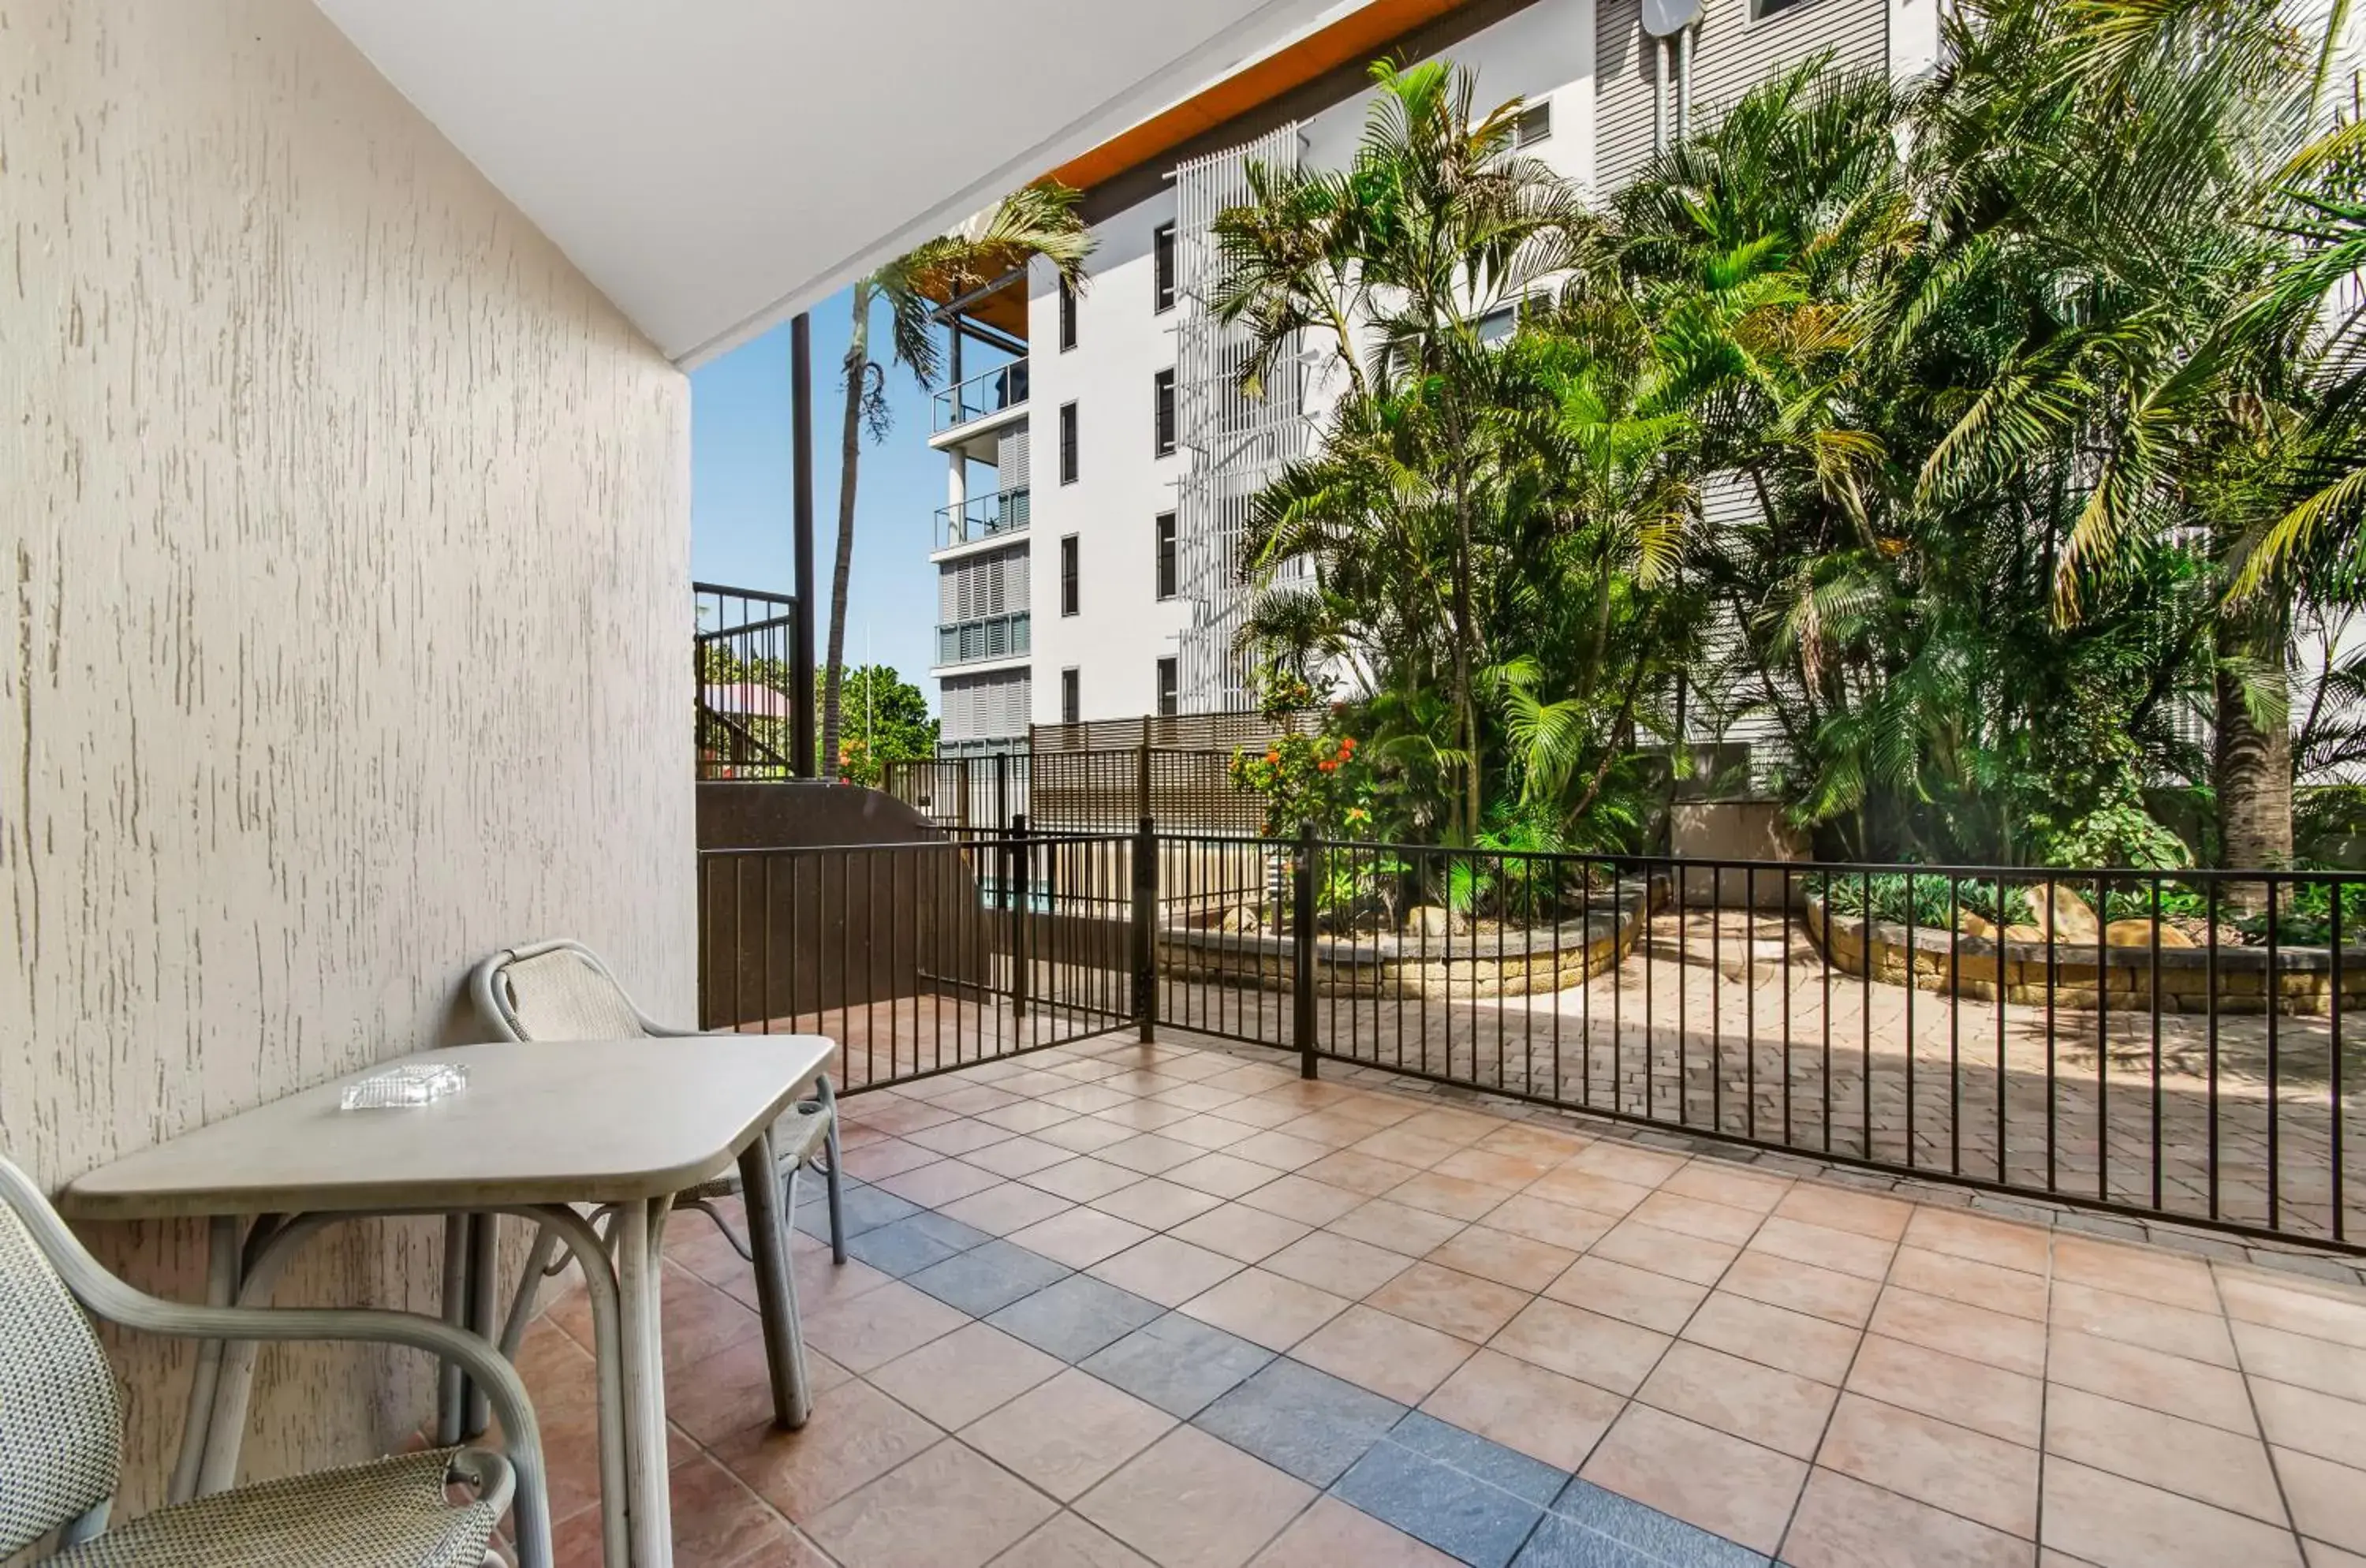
left=819, top=1075, right=847, bottom=1266
left=737, top=1129, right=812, bottom=1429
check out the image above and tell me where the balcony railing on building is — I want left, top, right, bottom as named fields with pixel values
left=933, top=360, right=1028, bottom=432
left=937, top=484, right=1032, bottom=548
left=937, top=610, right=1031, bottom=666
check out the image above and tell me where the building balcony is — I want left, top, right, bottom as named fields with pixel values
left=936, top=485, right=1032, bottom=551
left=936, top=610, right=1031, bottom=667
left=934, top=359, right=1029, bottom=435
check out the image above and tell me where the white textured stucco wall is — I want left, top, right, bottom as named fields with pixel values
left=0, top=0, right=693, bottom=1503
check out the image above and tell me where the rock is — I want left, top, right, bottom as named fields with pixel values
left=2003, top=924, right=2047, bottom=943
left=1219, top=904, right=1261, bottom=933
left=2029, top=883, right=2102, bottom=943
left=1409, top=904, right=1458, bottom=937
left=2105, top=918, right=2196, bottom=949
left=1958, top=911, right=1998, bottom=940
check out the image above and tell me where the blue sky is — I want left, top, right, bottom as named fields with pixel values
left=689, top=288, right=947, bottom=705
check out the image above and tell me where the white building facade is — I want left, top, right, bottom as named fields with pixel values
left=927, top=0, right=1940, bottom=747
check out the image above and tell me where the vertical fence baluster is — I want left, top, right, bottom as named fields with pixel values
left=1296, top=822, right=1318, bottom=1080
left=2269, top=876, right=2282, bottom=1231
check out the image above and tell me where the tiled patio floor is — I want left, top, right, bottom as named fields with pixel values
left=520, top=1032, right=2366, bottom=1567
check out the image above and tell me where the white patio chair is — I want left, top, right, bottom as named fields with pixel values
left=468, top=939, right=840, bottom=1428
left=0, top=1154, right=546, bottom=1568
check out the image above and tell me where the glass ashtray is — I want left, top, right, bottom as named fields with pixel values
left=341, top=1062, right=469, bottom=1110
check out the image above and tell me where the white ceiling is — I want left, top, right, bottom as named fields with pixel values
left=314, top=0, right=1344, bottom=366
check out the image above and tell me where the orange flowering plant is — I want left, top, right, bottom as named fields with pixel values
left=1226, top=663, right=1376, bottom=838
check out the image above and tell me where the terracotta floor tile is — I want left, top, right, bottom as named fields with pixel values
left=1247, top=1495, right=1457, bottom=1566
left=1718, top=1250, right=1881, bottom=1327
left=1870, top=1286, right=2047, bottom=1378
left=715, top=1376, right=943, bottom=1519
left=1890, top=1246, right=2051, bottom=1320
left=799, top=1278, right=968, bottom=1373
left=961, top=1368, right=1177, bottom=1502
left=1748, top=1215, right=1898, bottom=1282
left=1781, top=1467, right=2036, bottom=1568
left=1094, top=1099, right=1202, bottom=1133
left=1278, top=1108, right=1391, bottom=1147
left=1262, top=1230, right=1412, bottom=1297
left=1236, top=1173, right=1364, bottom=1226
left=1102, top=1133, right=1211, bottom=1175
left=1685, top=1290, right=1861, bottom=1383
left=1088, top=1235, right=1245, bottom=1308
left=1327, top=1197, right=1469, bottom=1257
left=1395, top=1107, right=1504, bottom=1146
left=1524, top=1166, right=1655, bottom=1219
left=1580, top=1403, right=1807, bottom=1555
left=1659, top=1161, right=1791, bottom=1215
left=1036, top=1118, right=1144, bottom=1156
left=1775, top=1183, right=1914, bottom=1242
left=1178, top=1266, right=1351, bottom=1352
left=1903, top=1207, right=2052, bottom=1275
left=1543, top=1253, right=1709, bottom=1334
left=1631, top=1189, right=1766, bottom=1246
left=989, top=1512, right=1158, bottom=1567
left=1169, top=1202, right=1312, bottom=1263
left=1225, top=1129, right=1335, bottom=1171
left=1424, top=1226, right=1576, bottom=1293
left=1012, top=1208, right=1158, bottom=1269
left=1386, top=1170, right=1512, bottom=1222
left=658, top=1261, right=766, bottom=1376
left=938, top=1182, right=1077, bottom=1238
left=1817, top=1392, right=2038, bottom=1539
left=1845, top=1332, right=2040, bottom=1447
left=905, top=1117, right=1021, bottom=1157
left=1492, top=1296, right=1672, bottom=1395
left=2254, top=1376, right=2366, bottom=1465
left=2278, top=1448, right=2366, bottom=1557
left=2051, top=1281, right=2237, bottom=1369
left=2051, top=1235, right=2219, bottom=1314
left=975, top=1099, right=1084, bottom=1137
left=1292, top=1302, right=1475, bottom=1403
left=806, top=1439, right=1058, bottom=1568
left=935, top=1084, right=1029, bottom=1116
left=1640, top=1339, right=1837, bottom=1458
left=1207, top=1096, right=1313, bottom=1132
left=672, top=1334, right=850, bottom=1447
left=1042, top=1084, right=1140, bottom=1115
left=1092, top=1177, right=1225, bottom=1231
left=1481, top=1193, right=1616, bottom=1253
left=967, top=1136, right=1079, bottom=1179
left=2043, top=1385, right=2283, bottom=1525
left=1076, top=1425, right=1318, bottom=1568
left=1569, top=1141, right=1687, bottom=1186
left=1350, top=1126, right=1465, bottom=1168
left=1159, top=1113, right=1260, bottom=1152
left=2040, top=1458, right=2304, bottom=1568
left=1420, top=1346, right=1622, bottom=1472
left=1431, top=1145, right=1561, bottom=1193
left=2045, top=1327, right=2252, bottom=1435
left=842, top=1137, right=944, bottom=1182
left=662, top=1451, right=811, bottom=1566
left=1298, top=1149, right=1424, bottom=1197
left=1027, top=1158, right=1151, bottom=1204
left=2304, top=1541, right=2366, bottom=1568
left=1588, top=1218, right=1740, bottom=1286
left=2218, top=1271, right=2366, bottom=1350
left=868, top=1320, right=1065, bottom=1430
left=876, top=1159, right=1005, bottom=1208
left=1366, top=1260, right=1536, bottom=1344
left=2234, top=1316, right=2366, bottom=1399
left=1164, top=1152, right=1291, bottom=1200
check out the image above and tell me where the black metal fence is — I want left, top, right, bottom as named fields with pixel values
left=701, top=819, right=2366, bottom=1252
left=694, top=581, right=801, bottom=780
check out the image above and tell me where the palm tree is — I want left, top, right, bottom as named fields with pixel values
left=819, top=182, right=1093, bottom=776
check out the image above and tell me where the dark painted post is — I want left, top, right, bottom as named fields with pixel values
left=1134, top=814, right=1159, bottom=1042
left=1295, top=819, right=1319, bottom=1079
left=790, top=313, right=817, bottom=778
left=1009, top=814, right=1031, bottom=1022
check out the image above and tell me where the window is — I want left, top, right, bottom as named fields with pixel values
left=1155, top=512, right=1178, bottom=599
left=1153, top=369, right=1177, bottom=457
left=1477, top=304, right=1517, bottom=345
left=1153, top=222, right=1177, bottom=313
left=1515, top=100, right=1552, bottom=147
left=1059, top=401, right=1078, bottom=484
left=1156, top=658, right=1178, bottom=717
left=1058, top=277, right=1077, bottom=352
left=1060, top=534, right=1079, bottom=617
left=1061, top=667, right=1080, bottom=724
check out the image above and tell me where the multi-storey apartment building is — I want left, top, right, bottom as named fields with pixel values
left=927, top=0, right=1941, bottom=751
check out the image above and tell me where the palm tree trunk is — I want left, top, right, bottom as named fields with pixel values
left=821, top=301, right=868, bottom=779
left=2215, top=603, right=2293, bottom=910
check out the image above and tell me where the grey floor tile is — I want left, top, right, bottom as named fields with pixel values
left=1510, top=1514, right=1659, bottom=1567
left=1081, top=1312, right=1275, bottom=1417
left=903, top=1210, right=995, bottom=1252
left=1386, top=1411, right=1568, bottom=1506
left=1545, top=1479, right=1767, bottom=1568
left=987, top=1273, right=1167, bottom=1361
left=1334, top=1438, right=1547, bottom=1568
left=799, top=1181, right=916, bottom=1238
left=845, top=1212, right=973, bottom=1277
left=908, top=1238, right=1073, bottom=1316
left=1194, top=1358, right=1405, bottom=1488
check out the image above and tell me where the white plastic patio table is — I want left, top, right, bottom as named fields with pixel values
left=55, top=1034, right=837, bottom=1568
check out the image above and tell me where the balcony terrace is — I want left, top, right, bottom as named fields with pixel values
left=936, top=484, right=1033, bottom=553
left=933, top=360, right=1031, bottom=439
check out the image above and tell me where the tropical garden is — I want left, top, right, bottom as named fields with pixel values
left=1211, top=0, right=2366, bottom=912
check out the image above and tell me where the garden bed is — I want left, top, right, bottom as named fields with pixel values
left=1804, top=895, right=2366, bottom=1016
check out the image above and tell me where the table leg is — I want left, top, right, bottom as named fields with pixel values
left=615, top=1197, right=674, bottom=1566
left=513, top=1205, right=629, bottom=1568
left=463, top=1211, right=500, bottom=1437
left=168, top=1215, right=242, bottom=1503
left=737, top=1131, right=811, bottom=1429
left=438, top=1212, right=469, bottom=1445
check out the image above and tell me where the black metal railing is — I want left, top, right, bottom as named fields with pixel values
left=703, top=814, right=2366, bottom=1252
left=694, top=581, right=803, bottom=779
